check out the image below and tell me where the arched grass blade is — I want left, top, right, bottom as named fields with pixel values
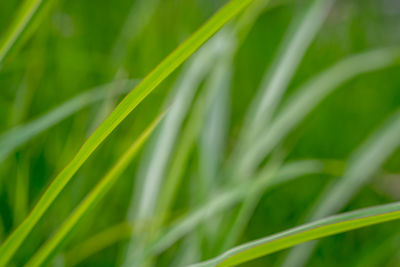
left=60, top=160, right=323, bottom=266
left=0, top=0, right=254, bottom=265
left=189, top=201, right=400, bottom=267
left=25, top=112, right=165, bottom=267
left=0, top=79, right=138, bottom=163
left=149, top=160, right=323, bottom=255
left=240, top=48, right=400, bottom=179
left=282, top=108, right=400, bottom=267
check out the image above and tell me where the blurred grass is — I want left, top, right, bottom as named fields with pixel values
left=0, top=0, right=400, bottom=266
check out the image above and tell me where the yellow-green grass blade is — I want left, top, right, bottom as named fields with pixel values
left=0, top=0, right=45, bottom=65
left=282, top=108, right=400, bottom=267
left=149, top=160, right=324, bottom=256
left=0, top=79, right=138, bottom=163
left=217, top=47, right=400, bottom=252
left=60, top=160, right=323, bottom=266
left=0, top=0, right=254, bottom=265
left=190, top=201, right=400, bottom=267
left=25, top=112, right=165, bottom=267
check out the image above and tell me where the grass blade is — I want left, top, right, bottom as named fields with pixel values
left=25, top=112, right=165, bottom=267
left=217, top=0, right=334, bottom=250
left=0, top=0, right=45, bottom=65
left=239, top=48, right=400, bottom=179
left=121, top=32, right=228, bottom=267
left=155, top=42, right=234, bottom=228
left=190, top=201, right=400, bottom=267
left=240, top=0, right=334, bottom=148
left=282, top=108, right=400, bottom=267
left=58, top=160, right=322, bottom=266
left=215, top=48, right=400, bottom=252
left=149, top=160, right=323, bottom=255
left=0, top=0, right=254, bottom=265
left=133, top=35, right=225, bottom=224
left=0, top=79, right=138, bottom=163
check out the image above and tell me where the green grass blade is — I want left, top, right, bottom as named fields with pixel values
left=239, top=48, right=400, bottom=179
left=0, top=0, right=44, bottom=65
left=121, top=33, right=228, bottom=267
left=56, top=160, right=322, bottom=266
left=155, top=43, right=234, bottom=228
left=25, top=112, right=165, bottom=267
left=217, top=0, right=333, bottom=250
left=149, top=160, right=323, bottom=255
left=215, top=47, right=400, bottom=257
left=282, top=108, right=400, bottom=267
left=0, top=79, right=138, bottom=163
left=132, top=35, right=225, bottom=224
left=189, top=201, right=400, bottom=267
left=240, top=0, right=334, bottom=148
left=0, top=0, right=253, bottom=265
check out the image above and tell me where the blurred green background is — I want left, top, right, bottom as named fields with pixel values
left=0, top=0, right=400, bottom=266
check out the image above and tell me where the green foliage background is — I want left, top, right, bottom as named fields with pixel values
left=0, top=0, right=399, bottom=266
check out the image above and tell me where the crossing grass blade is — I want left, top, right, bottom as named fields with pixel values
left=189, top=201, right=400, bottom=267
left=282, top=108, right=400, bottom=267
left=0, top=79, right=138, bottom=163
left=59, top=160, right=323, bottom=266
left=219, top=0, right=334, bottom=250
left=149, top=160, right=323, bottom=255
left=25, top=112, right=165, bottom=267
left=0, top=0, right=254, bottom=265
left=239, top=48, right=400, bottom=179
left=240, top=0, right=335, bottom=148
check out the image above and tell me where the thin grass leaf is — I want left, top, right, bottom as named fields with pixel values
left=0, top=79, right=138, bottom=163
left=133, top=35, right=226, bottom=224
left=282, top=108, right=400, bottom=267
left=217, top=47, right=400, bottom=252
left=155, top=44, right=234, bottom=228
left=190, top=201, right=400, bottom=267
left=58, top=160, right=323, bottom=266
left=0, top=0, right=253, bottom=264
left=162, top=0, right=273, bottom=256
left=238, top=0, right=334, bottom=151
left=198, top=36, right=234, bottom=199
left=0, top=0, right=45, bottom=65
left=239, top=48, right=400, bottom=179
left=25, top=112, right=165, bottom=267
left=219, top=154, right=285, bottom=251
left=218, top=0, right=334, bottom=249
left=121, top=33, right=229, bottom=267
left=149, top=160, right=324, bottom=256
left=123, top=1, right=263, bottom=260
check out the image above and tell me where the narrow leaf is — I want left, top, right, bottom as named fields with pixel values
left=25, top=112, right=165, bottom=267
left=0, top=0, right=254, bottom=265
left=190, top=201, right=400, bottom=267
left=0, top=79, right=138, bottom=163
left=0, top=0, right=45, bottom=65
